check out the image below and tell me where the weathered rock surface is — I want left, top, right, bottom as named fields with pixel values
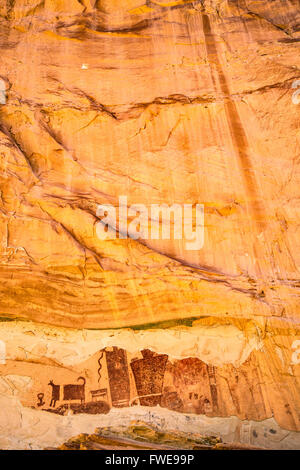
left=0, top=0, right=299, bottom=449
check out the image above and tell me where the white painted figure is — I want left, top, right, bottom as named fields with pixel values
left=291, top=340, right=300, bottom=365
left=0, top=340, right=6, bottom=364
left=0, top=79, right=6, bottom=105
left=292, top=79, right=300, bottom=105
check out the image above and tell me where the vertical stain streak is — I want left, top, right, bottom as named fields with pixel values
left=187, top=11, right=276, bottom=280
left=200, top=13, right=265, bottom=232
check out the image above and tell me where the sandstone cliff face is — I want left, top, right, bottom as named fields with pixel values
left=0, top=0, right=300, bottom=449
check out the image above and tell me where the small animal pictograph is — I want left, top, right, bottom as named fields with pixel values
left=63, top=376, right=86, bottom=404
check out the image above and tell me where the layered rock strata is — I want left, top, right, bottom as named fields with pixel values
left=0, top=0, right=299, bottom=449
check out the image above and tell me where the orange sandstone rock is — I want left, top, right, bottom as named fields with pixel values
left=0, top=0, right=299, bottom=449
